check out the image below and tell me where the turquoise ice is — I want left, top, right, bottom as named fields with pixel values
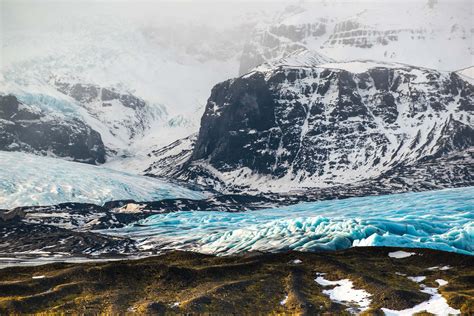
left=107, top=187, right=474, bottom=255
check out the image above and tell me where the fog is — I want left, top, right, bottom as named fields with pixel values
left=1, top=0, right=472, bottom=117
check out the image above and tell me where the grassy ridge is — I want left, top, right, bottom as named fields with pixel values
left=0, top=247, right=472, bottom=314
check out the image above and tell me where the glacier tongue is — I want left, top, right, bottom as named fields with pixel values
left=103, top=186, right=474, bottom=256
left=0, top=151, right=205, bottom=209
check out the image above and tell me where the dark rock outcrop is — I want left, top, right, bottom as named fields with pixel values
left=0, top=95, right=106, bottom=164
left=176, top=58, right=473, bottom=192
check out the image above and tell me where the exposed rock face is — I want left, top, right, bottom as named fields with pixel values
left=180, top=58, right=473, bottom=192
left=0, top=95, right=106, bottom=164
left=144, top=134, right=196, bottom=178
left=0, top=208, right=25, bottom=222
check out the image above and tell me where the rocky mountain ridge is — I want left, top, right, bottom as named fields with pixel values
left=144, top=54, right=473, bottom=193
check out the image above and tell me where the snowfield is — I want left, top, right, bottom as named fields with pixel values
left=0, top=151, right=205, bottom=209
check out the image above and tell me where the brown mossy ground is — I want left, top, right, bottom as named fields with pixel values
left=0, top=247, right=472, bottom=315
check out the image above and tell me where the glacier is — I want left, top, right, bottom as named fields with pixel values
left=0, top=151, right=205, bottom=209
left=104, top=187, right=474, bottom=255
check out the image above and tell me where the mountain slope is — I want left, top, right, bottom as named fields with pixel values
left=0, top=2, right=282, bottom=162
left=240, top=1, right=473, bottom=75
left=53, top=81, right=168, bottom=155
left=161, top=55, right=473, bottom=193
left=143, top=134, right=197, bottom=178
left=457, top=66, right=474, bottom=84
left=0, top=95, right=106, bottom=164
left=1, top=80, right=177, bottom=160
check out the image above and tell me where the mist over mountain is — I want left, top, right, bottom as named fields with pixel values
left=1, top=1, right=281, bottom=164
left=240, top=0, right=473, bottom=74
left=2, top=0, right=472, bottom=162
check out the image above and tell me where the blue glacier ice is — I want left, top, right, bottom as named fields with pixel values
left=105, top=187, right=474, bottom=255
left=0, top=151, right=205, bottom=209
left=16, top=91, right=80, bottom=117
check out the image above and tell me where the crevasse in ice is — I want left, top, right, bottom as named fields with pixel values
left=107, top=187, right=474, bottom=255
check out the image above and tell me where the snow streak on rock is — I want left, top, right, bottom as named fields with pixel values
left=178, top=54, right=473, bottom=193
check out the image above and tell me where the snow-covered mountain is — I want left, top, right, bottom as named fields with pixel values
left=1, top=1, right=282, bottom=158
left=457, top=66, right=474, bottom=84
left=0, top=82, right=171, bottom=158
left=2, top=0, right=471, bottom=165
left=53, top=81, right=168, bottom=155
left=240, top=0, right=473, bottom=75
left=146, top=52, right=473, bottom=193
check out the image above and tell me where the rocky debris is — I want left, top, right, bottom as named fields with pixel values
left=0, top=220, right=137, bottom=255
left=9, top=194, right=277, bottom=232
left=144, top=134, right=197, bottom=178
left=0, top=208, right=25, bottom=222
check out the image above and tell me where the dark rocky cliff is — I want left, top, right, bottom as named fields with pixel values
left=181, top=58, right=473, bottom=192
left=0, top=95, right=106, bottom=164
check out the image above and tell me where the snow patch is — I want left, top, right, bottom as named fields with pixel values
left=315, top=273, right=371, bottom=313
left=388, top=251, right=416, bottom=259
left=427, top=265, right=452, bottom=271
left=316, top=61, right=410, bottom=74
left=382, top=280, right=460, bottom=316
left=436, top=279, right=448, bottom=287
left=457, top=66, right=474, bottom=84
left=116, top=203, right=146, bottom=213
left=407, top=276, right=426, bottom=283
